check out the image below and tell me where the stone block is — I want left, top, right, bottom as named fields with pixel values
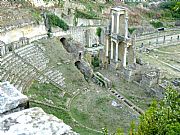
left=0, top=107, right=79, bottom=135
left=0, top=81, right=28, bottom=115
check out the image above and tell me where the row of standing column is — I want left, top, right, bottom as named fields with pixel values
left=111, top=12, right=128, bottom=37
left=106, top=39, right=127, bottom=67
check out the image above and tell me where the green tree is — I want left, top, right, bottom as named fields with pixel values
left=128, top=28, right=136, bottom=34
left=103, top=87, right=180, bottom=134
left=137, top=87, right=180, bottom=135
left=129, top=121, right=136, bottom=135
left=173, top=2, right=180, bottom=12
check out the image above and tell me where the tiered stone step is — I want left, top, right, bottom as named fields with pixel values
left=14, top=44, right=49, bottom=71
left=0, top=52, right=37, bottom=92
left=41, top=68, right=65, bottom=87
left=1, top=43, right=65, bottom=92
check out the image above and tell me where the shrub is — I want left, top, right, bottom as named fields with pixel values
left=32, top=10, right=42, bottom=24
left=159, top=1, right=176, bottom=10
left=74, top=9, right=98, bottom=19
left=96, top=27, right=102, bottom=37
left=137, top=87, right=180, bottom=135
left=150, top=21, right=164, bottom=28
left=47, top=13, right=69, bottom=31
left=128, top=27, right=136, bottom=34
left=91, top=56, right=100, bottom=67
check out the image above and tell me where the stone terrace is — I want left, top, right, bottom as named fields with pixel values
left=0, top=2, right=36, bottom=33
left=0, top=42, right=65, bottom=92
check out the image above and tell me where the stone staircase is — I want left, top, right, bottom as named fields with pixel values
left=42, top=68, right=65, bottom=87
left=0, top=52, right=37, bottom=92
left=14, top=44, right=49, bottom=71
left=0, top=42, right=65, bottom=92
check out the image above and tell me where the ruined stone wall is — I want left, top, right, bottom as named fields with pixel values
left=64, top=0, right=86, bottom=11
left=53, top=26, right=99, bottom=47
left=0, top=0, right=14, bottom=8
left=0, top=24, right=47, bottom=44
left=68, top=27, right=86, bottom=46
left=26, top=0, right=56, bottom=7
left=77, top=18, right=102, bottom=27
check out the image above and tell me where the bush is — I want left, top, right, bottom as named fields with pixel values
left=128, top=28, right=136, bottom=34
left=47, top=13, right=69, bottom=31
left=91, top=56, right=100, bottom=67
left=74, top=9, right=98, bottom=19
left=161, top=10, right=172, bottom=18
left=159, top=2, right=180, bottom=19
left=137, top=87, right=180, bottom=135
left=96, top=27, right=102, bottom=37
left=31, top=10, right=42, bottom=24
left=150, top=21, right=164, bottom=28
left=160, top=1, right=176, bottom=10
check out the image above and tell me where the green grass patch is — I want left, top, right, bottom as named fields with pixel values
left=74, top=9, right=99, bottom=19
left=150, top=21, right=164, bottom=28
left=70, top=88, right=139, bottom=133
left=26, top=81, right=70, bottom=109
left=30, top=102, right=102, bottom=135
left=36, top=38, right=88, bottom=95
left=98, top=70, right=155, bottom=110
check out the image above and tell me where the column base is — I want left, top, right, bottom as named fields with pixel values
left=110, top=60, right=121, bottom=70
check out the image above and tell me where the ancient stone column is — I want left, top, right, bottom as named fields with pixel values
left=125, top=12, right=128, bottom=39
left=115, top=41, right=119, bottom=62
left=111, top=41, right=113, bottom=59
left=122, top=43, right=127, bottom=67
left=128, top=37, right=136, bottom=65
left=111, top=14, right=114, bottom=33
left=0, top=45, right=5, bottom=56
left=163, top=35, right=166, bottom=43
left=117, top=13, right=120, bottom=34
left=106, top=38, right=109, bottom=57
left=128, top=45, right=135, bottom=65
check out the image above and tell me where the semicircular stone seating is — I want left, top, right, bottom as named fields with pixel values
left=0, top=40, right=65, bottom=92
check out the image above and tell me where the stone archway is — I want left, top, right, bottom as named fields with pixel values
left=60, top=37, right=70, bottom=52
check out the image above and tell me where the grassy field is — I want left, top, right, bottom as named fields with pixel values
left=70, top=83, right=139, bottom=133
left=25, top=81, right=71, bottom=109
left=158, top=44, right=180, bottom=52
left=28, top=81, right=139, bottom=134
left=30, top=102, right=101, bottom=135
